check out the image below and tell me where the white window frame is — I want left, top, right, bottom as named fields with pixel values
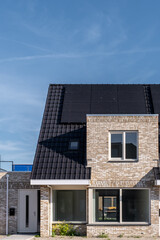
left=92, top=188, right=150, bottom=225
left=109, top=131, right=138, bottom=161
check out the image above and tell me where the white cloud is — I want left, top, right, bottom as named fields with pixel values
left=0, top=47, right=160, bottom=64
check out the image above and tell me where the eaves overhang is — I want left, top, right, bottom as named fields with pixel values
left=30, top=179, right=90, bottom=185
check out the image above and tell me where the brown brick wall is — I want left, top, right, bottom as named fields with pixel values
left=87, top=115, right=159, bottom=237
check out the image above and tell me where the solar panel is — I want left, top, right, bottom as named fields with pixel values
left=118, top=85, right=147, bottom=114
left=150, top=85, right=160, bottom=114
left=61, top=84, right=147, bottom=122
left=91, top=85, right=117, bottom=102
left=91, top=102, right=118, bottom=114
left=61, top=85, right=91, bottom=122
left=63, top=85, right=91, bottom=102
left=91, top=85, right=118, bottom=114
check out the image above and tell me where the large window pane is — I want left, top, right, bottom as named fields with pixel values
left=95, top=189, right=119, bottom=222
left=53, top=190, right=86, bottom=221
left=122, top=189, right=149, bottom=222
left=111, top=134, right=122, bottom=158
left=126, top=132, right=137, bottom=159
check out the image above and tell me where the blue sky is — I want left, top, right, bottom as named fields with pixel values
left=0, top=0, right=160, bottom=169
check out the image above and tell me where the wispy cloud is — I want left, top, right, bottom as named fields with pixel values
left=86, top=24, right=101, bottom=42
left=0, top=47, right=160, bottom=63
left=0, top=141, right=22, bottom=151
left=0, top=117, right=15, bottom=123
left=0, top=82, right=43, bottom=107
left=128, top=70, right=157, bottom=83
left=1, top=151, right=34, bottom=165
left=0, top=37, right=51, bottom=52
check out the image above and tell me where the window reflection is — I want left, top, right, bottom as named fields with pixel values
left=111, top=134, right=122, bottom=158
left=96, top=189, right=119, bottom=222
left=126, top=132, right=137, bottom=159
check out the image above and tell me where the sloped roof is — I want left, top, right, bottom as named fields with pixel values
left=31, top=84, right=159, bottom=180
left=31, top=85, right=91, bottom=179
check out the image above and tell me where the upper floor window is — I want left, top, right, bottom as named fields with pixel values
left=110, top=131, right=138, bottom=161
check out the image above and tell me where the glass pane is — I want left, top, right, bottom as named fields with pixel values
left=26, top=195, right=29, bottom=228
left=104, top=197, right=111, bottom=208
left=95, top=190, right=119, bottom=222
left=113, top=197, right=116, bottom=207
left=69, top=141, right=78, bottom=150
left=53, top=190, right=86, bottom=221
left=111, top=134, right=122, bottom=158
left=126, top=132, right=137, bottom=159
left=122, top=189, right=149, bottom=222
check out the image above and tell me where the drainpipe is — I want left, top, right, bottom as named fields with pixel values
left=47, top=185, right=52, bottom=236
left=6, top=174, right=9, bottom=235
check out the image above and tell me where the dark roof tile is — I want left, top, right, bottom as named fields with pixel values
left=31, top=84, right=90, bottom=180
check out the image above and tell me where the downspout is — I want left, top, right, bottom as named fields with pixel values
left=47, top=185, right=52, bottom=236
left=6, top=174, right=9, bottom=235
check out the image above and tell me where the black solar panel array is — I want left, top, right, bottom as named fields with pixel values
left=61, top=85, right=147, bottom=123
left=31, top=84, right=160, bottom=180
left=150, top=85, right=160, bottom=114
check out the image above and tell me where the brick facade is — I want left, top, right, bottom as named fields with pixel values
left=0, top=172, right=39, bottom=235
left=86, top=115, right=159, bottom=237
left=40, top=186, right=50, bottom=237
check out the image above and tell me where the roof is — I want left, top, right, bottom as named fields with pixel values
left=31, top=84, right=91, bottom=180
left=31, top=84, right=160, bottom=180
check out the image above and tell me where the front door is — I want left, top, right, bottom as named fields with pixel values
left=18, top=189, right=38, bottom=233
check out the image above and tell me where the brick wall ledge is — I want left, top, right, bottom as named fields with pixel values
left=87, top=223, right=150, bottom=226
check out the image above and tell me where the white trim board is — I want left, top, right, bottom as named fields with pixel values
left=155, top=180, right=160, bottom=186
left=30, top=179, right=90, bottom=185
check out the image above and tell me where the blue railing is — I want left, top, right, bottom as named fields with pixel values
left=12, top=164, right=33, bottom=172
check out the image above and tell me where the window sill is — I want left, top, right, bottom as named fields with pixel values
left=108, top=159, right=138, bottom=163
left=52, top=221, right=87, bottom=225
left=87, top=222, right=150, bottom=226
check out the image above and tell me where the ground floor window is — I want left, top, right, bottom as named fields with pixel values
left=53, top=190, right=86, bottom=222
left=95, top=189, right=149, bottom=223
left=122, top=189, right=149, bottom=222
left=95, top=189, right=119, bottom=222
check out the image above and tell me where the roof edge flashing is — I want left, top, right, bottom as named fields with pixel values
left=86, top=114, right=158, bottom=117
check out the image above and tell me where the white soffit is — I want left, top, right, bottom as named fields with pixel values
left=30, top=179, right=90, bottom=185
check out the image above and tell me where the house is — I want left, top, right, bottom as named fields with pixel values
left=1, top=84, right=160, bottom=237
left=30, top=84, right=160, bottom=237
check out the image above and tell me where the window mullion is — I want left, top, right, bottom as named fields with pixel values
left=123, top=132, right=126, bottom=160
left=120, top=189, right=122, bottom=223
